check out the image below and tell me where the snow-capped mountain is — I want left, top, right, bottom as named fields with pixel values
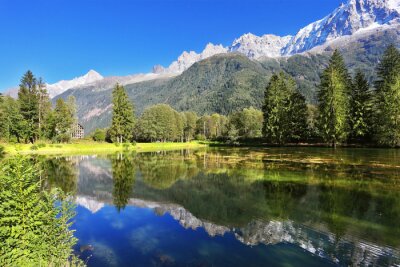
left=282, top=0, right=400, bottom=55
left=158, top=43, right=228, bottom=74
left=46, top=70, right=104, bottom=98
left=229, top=33, right=292, bottom=59
left=4, top=70, right=104, bottom=98
left=153, top=0, right=400, bottom=72
left=4, top=0, right=400, bottom=99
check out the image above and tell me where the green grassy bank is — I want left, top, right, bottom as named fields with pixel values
left=0, top=141, right=208, bottom=156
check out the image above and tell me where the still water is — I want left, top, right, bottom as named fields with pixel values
left=42, top=148, right=400, bottom=266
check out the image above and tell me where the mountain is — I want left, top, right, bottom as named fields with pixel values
left=4, top=70, right=104, bottom=98
left=9, top=0, right=400, bottom=134
left=282, top=0, right=400, bottom=55
left=46, top=70, right=104, bottom=98
left=159, top=43, right=228, bottom=74
left=229, top=33, right=292, bottom=59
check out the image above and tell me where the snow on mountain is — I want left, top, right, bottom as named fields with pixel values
left=229, top=33, right=292, bottom=59
left=282, top=0, right=400, bottom=55
left=160, top=43, right=228, bottom=74
left=47, top=70, right=104, bottom=98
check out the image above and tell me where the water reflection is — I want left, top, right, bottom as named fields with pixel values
left=41, top=148, right=400, bottom=266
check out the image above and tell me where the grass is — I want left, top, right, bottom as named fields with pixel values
left=0, top=140, right=208, bottom=156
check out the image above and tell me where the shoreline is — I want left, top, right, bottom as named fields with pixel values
left=0, top=141, right=208, bottom=156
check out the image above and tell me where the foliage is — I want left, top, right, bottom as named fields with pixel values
left=112, top=155, right=135, bottom=212
left=110, top=84, right=136, bottom=143
left=349, top=71, right=373, bottom=142
left=262, top=72, right=308, bottom=144
left=229, top=107, right=263, bottom=138
left=92, top=128, right=107, bottom=142
left=136, top=104, right=183, bottom=142
left=373, top=45, right=400, bottom=147
left=0, top=156, right=83, bottom=266
left=317, top=50, right=351, bottom=147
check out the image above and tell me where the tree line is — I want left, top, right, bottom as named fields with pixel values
left=105, top=45, right=400, bottom=147
left=2, top=45, right=400, bottom=147
left=0, top=71, right=77, bottom=143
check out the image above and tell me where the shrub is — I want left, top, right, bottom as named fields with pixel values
left=92, top=129, right=106, bottom=142
left=131, top=141, right=137, bottom=146
left=0, top=156, right=84, bottom=266
left=30, top=145, right=38, bottom=150
left=37, top=143, right=47, bottom=148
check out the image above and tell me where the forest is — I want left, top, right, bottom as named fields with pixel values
left=1, top=45, right=400, bottom=147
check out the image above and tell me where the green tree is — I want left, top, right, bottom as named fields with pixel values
left=112, top=155, right=136, bottom=212
left=373, top=45, right=400, bottom=147
left=0, top=156, right=82, bottom=266
left=18, top=71, right=40, bottom=143
left=288, top=92, right=309, bottom=142
left=136, top=104, right=181, bottom=142
left=110, top=84, right=136, bottom=143
left=317, top=50, right=351, bottom=147
left=229, top=107, right=263, bottom=138
left=262, top=72, right=296, bottom=144
left=37, top=78, right=52, bottom=139
left=51, top=98, right=75, bottom=142
left=0, top=96, right=26, bottom=142
left=92, top=128, right=107, bottom=142
left=349, top=71, right=372, bottom=142
left=182, top=111, right=198, bottom=142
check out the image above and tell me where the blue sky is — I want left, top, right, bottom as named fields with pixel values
left=0, top=0, right=344, bottom=91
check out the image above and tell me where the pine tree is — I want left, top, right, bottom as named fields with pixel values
left=288, top=91, right=309, bottom=142
left=349, top=71, right=372, bottom=143
left=373, top=45, right=400, bottom=147
left=37, top=78, right=51, bottom=139
left=112, top=155, right=136, bottom=212
left=18, top=71, right=40, bottom=143
left=110, top=84, right=136, bottom=143
left=317, top=50, right=351, bottom=147
left=263, top=72, right=302, bottom=144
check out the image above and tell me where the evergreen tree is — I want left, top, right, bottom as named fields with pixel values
left=262, top=72, right=297, bottom=144
left=18, top=71, right=40, bottom=143
left=349, top=71, right=372, bottom=142
left=112, top=155, right=135, bottom=212
left=288, top=92, right=309, bottom=142
left=373, top=45, right=400, bottom=147
left=0, top=96, right=26, bottom=142
left=317, top=50, right=351, bottom=147
left=110, top=84, right=135, bottom=143
left=37, top=78, right=51, bottom=138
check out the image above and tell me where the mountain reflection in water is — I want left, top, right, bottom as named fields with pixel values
left=39, top=148, right=400, bottom=266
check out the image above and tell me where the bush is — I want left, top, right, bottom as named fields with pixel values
left=131, top=141, right=137, bottom=146
left=195, top=134, right=206, bottom=141
left=0, top=156, right=84, bottom=266
left=55, top=133, right=71, bottom=143
left=37, top=143, right=47, bottom=148
left=123, top=143, right=130, bottom=150
left=92, top=128, right=106, bottom=142
left=30, top=145, right=38, bottom=150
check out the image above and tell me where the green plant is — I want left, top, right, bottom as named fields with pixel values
left=37, top=143, right=47, bottom=148
left=0, top=156, right=84, bottom=266
left=30, top=145, right=38, bottom=150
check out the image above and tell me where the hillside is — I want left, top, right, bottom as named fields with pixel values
left=55, top=26, right=400, bottom=135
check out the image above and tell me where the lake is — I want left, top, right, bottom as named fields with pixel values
left=41, top=147, right=400, bottom=266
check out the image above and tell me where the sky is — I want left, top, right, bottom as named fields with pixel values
left=0, top=0, right=344, bottom=91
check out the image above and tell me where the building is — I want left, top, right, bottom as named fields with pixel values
left=71, top=123, right=84, bottom=139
